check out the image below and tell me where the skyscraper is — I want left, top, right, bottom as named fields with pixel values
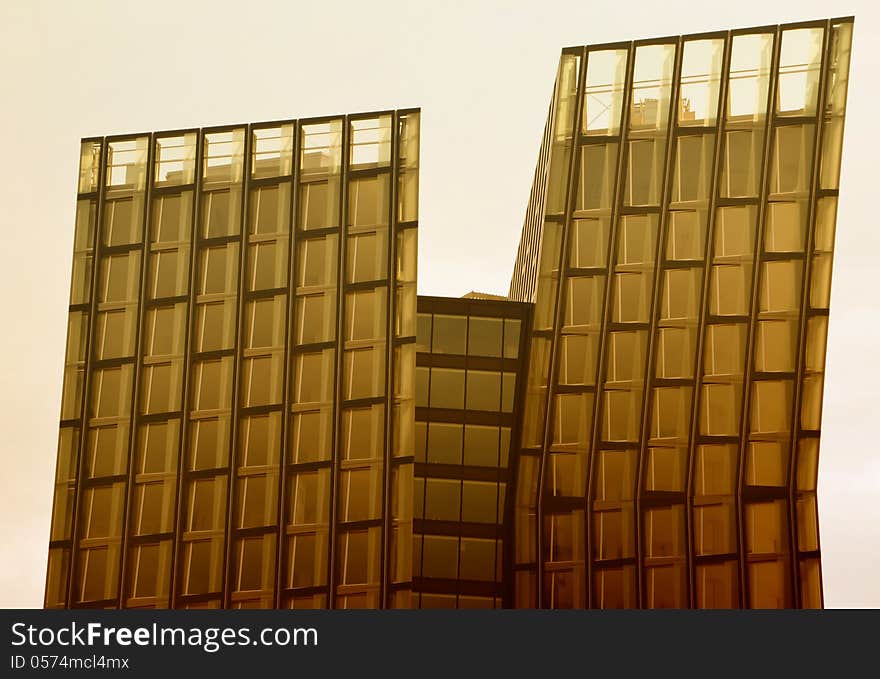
left=46, top=110, right=421, bottom=609
left=508, top=17, right=853, bottom=608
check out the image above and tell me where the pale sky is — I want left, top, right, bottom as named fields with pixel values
left=0, top=0, right=876, bottom=608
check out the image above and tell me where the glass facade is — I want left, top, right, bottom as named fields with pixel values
left=47, top=110, right=420, bottom=609
left=508, top=17, right=852, bottom=608
left=413, top=296, right=530, bottom=608
left=48, top=17, right=851, bottom=611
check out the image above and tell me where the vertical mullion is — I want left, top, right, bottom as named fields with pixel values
left=116, top=134, right=156, bottom=607
left=787, top=20, right=832, bottom=607
left=684, top=34, right=734, bottom=609
left=736, top=27, right=783, bottom=608
left=585, top=44, right=637, bottom=609
left=66, top=138, right=108, bottom=608
left=169, top=133, right=204, bottom=607
left=328, top=118, right=351, bottom=607
left=534, top=49, right=586, bottom=608
left=634, top=38, right=684, bottom=609
left=380, top=112, right=400, bottom=607
left=221, top=127, right=252, bottom=607
left=274, top=122, right=300, bottom=607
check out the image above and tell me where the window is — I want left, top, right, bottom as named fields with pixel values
left=466, top=370, right=501, bottom=412
left=644, top=505, right=685, bottom=557
left=148, top=248, right=188, bottom=299
left=341, top=405, right=384, bottom=461
left=299, top=179, right=339, bottom=230
left=431, top=314, right=467, bottom=355
left=426, top=423, right=463, bottom=465
left=606, top=331, right=647, bottom=383
left=750, top=380, right=793, bottom=434
left=199, top=244, right=238, bottom=296
left=714, top=206, right=755, bottom=258
left=612, top=272, right=651, bottom=323
left=336, top=527, right=381, bottom=587
left=655, top=326, right=694, bottom=379
left=583, top=49, right=628, bottom=135
left=289, top=408, right=332, bottom=464
left=460, top=538, right=498, bottom=581
left=650, top=387, right=691, bottom=441
left=720, top=129, right=764, bottom=198
left=297, top=234, right=338, bottom=288
left=726, top=33, right=773, bottom=121
left=239, top=413, right=280, bottom=468
left=644, top=446, right=686, bottom=492
left=771, top=124, right=815, bottom=195
left=195, top=300, right=236, bottom=352
left=245, top=296, right=285, bottom=350
left=602, top=388, right=642, bottom=442
left=592, top=507, right=634, bottom=560
left=777, top=28, right=823, bottom=116
left=345, top=288, right=386, bottom=342
left=343, top=346, right=385, bottom=400
left=746, top=441, right=788, bottom=487
left=564, top=276, right=604, bottom=327
left=100, top=251, right=140, bottom=304
left=252, top=125, right=293, bottom=179
left=288, top=469, right=330, bottom=527
left=189, top=417, right=231, bottom=470
left=201, top=188, right=242, bottom=238
left=247, top=240, right=287, bottom=292
left=348, top=175, right=390, bottom=227
left=463, top=425, right=504, bottom=467
left=755, top=320, right=797, bottom=372
left=553, top=392, right=592, bottom=449
left=699, top=383, right=741, bottom=436
left=293, top=350, right=334, bottom=405
left=694, top=444, right=736, bottom=496
left=467, top=316, right=503, bottom=357
left=672, top=133, right=714, bottom=203
left=429, top=368, right=465, bottom=410
left=765, top=201, right=806, bottom=252
left=759, top=260, right=802, bottom=313
left=694, top=500, right=736, bottom=555
left=350, top=117, right=392, bottom=168
left=190, top=357, right=233, bottom=413
left=696, top=561, right=739, bottom=608
left=569, top=218, right=609, bottom=268
left=294, top=292, right=336, bottom=345
left=424, top=478, right=461, bottom=521
left=704, top=323, right=746, bottom=376
left=346, top=230, right=387, bottom=283
left=232, top=535, right=275, bottom=595
left=105, top=173, right=139, bottom=231
left=151, top=192, right=192, bottom=244
left=678, top=39, right=723, bottom=125
left=666, top=210, right=704, bottom=261
left=626, top=138, right=665, bottom=206
left=145, top=304, right=186, bottom=358
left=339, top=467, right=382, bottom=522
left=709, top=263, right=752, bottom=316
left=661, top=267, right=701, bottom=320
left=577, top=143, right=618, bottom=210
left=617, top=214, right=657, bottom=265
left=558, top=333, right=599, bottom=385
left=241, top=354, right=283, bottom=407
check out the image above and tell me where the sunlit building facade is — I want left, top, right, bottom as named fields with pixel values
left=45, top=109, right=420, bottom=609
left=47, top=17, right=853, bottom=612
left=508, top=17, right=852, bottom=608
left=413, top=296, right=530, bottom=607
